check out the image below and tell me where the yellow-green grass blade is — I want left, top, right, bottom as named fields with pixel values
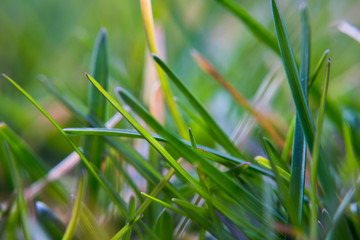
left=289, top=2, right=310, bottom=227
left=214, top=0, right=279, bottom=54
left=271, top=0, right=337, bottom=209
left=141, top=193, right=187, bottom=216
left=62, top=174, right=85, bottom=240
left=4, top=141, right=32, bottom=240
left=85, top=28, right=109, bottom=206
left=115, top=88, right=284, bottom=223
left=140, top=0, right=187, bottom=139
left=1, top=74, right=128, bottom=216
left=152, top=55, right=244, bottom=159
left=342, top=121, right=359, bottom=184
left=85, top=73, right=208, bottom=198
left=310, top=59, right=330, bottom=239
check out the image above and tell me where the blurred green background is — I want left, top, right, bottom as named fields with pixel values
left=0, top=0, right=359, bottom=164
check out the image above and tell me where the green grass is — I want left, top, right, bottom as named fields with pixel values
left=1, top=0, right=360, bottom=239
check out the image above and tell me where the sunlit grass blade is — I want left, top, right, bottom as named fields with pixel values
left=214, top=0, right=280, bottom=54
left=85, top=73, right=206, bottom=197
left=1, top=74, right=128, bottom=216
left=141, top=193, right=187, bottom=216
left=140, top=0, right=187, bottom=139
left=310, top=59, right=331, bottom=239
left=62, top=173, right=85, bottom=240
left=271, top=0, right=337, bottom=208
left=85, top=28, right=109, bottom=206
left=4, top=141, right=32, bottom=240
left=152, top=55, right=243, bottom=159
left=191, top=50, right=285, bottom=148
left=289, top=1, right=309, bottom=227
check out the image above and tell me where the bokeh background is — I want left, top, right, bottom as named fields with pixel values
left=0, top=0, right=359, bottom=165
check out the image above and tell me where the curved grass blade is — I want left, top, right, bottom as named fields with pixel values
left=289, top=1, right=310, bottom=226
left=280, top=116, right=295, bottom=162
left=140, top=0, right=187, bottom=139
left=192, top=50, right=285, bottom=148
left=4, top=141, right=32, bottom=240
left=271, top=0, right=337, bottom=209
left=152, top=55, right=243, bottom=159
left=62, top=174, right=85, bottom=240
left=310, top=59, right=331, bottom=239
left=1, top=74, right=127, bottom=215
left=214, top=0, right=279, bottom=54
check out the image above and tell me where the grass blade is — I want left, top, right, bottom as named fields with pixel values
left=214, top=0, right=279, bottom=54
left=289, top=1, right=310, bottom=226
left=154, top=210, right=174, bottom=240
left=62, top=173, right=85, bottom=240
left=140, top=0, right=187, bottom=139
left=152, top=55, right=243, bottom=159
left=310, top=59, right=331, bottom=239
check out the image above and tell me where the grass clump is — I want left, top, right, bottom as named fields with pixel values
left=1, top=0, right=360, bottom=239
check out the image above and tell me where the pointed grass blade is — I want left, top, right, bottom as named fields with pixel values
left=62, top=174, right=85, bottom=240
left=152, top=55, right=243, bottom=159
left=85, top=73, right=205, bottom=196
left=214, top=0, right=279, bottom=54
left=35, top=202, right=66, bottom=239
